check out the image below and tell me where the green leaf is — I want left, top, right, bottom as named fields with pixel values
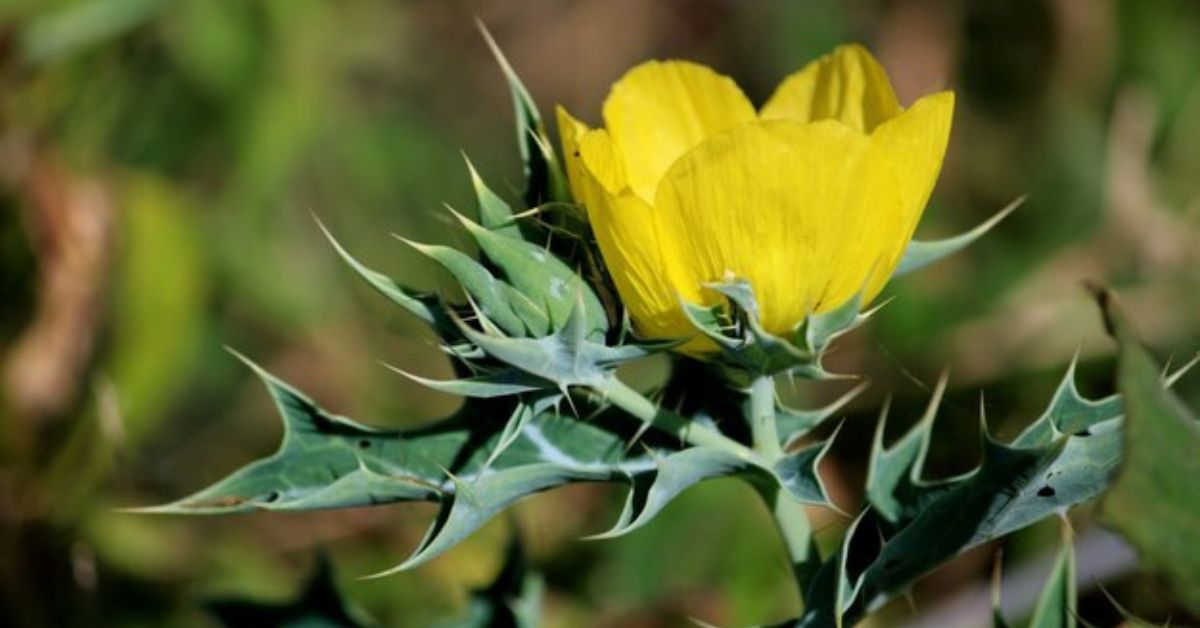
left=477, top=20, right=567, bottom=208
left=1012, top=355, right=1123, bottom=447
left=135, top=354, right=652, bottom=516
left=372, top=462, right=614, bottom=575
left=773, top=433, right=840, bottom=507
left=893, top=196, right=1023, bottom=277
left=588, top=447, right=761, bottom=539
left=798, top=292, right=870, bottom=358
left=789, top=510, right=875, bottom=628
left=795, top=364, right=1128, bottom=627
left=865, top=375, right=948, bottom=524
left=1102, top=299, right=1200, bottom=615
left=138, top=355, right=719, bottom=575
left=1027, top=525, right=1076, bottom=628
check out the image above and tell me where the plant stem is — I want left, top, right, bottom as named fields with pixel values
left=764, top=485, right=820, bottom=597
left=596, top=376, right=755, bottom=459
left=749, top=374, right=782, bottom=457
left=749, top=373, right=819, bottom=603
left=602, top=374, right=819, bottom=602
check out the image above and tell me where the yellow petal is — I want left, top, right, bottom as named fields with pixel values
left=576, top=128, right=627, bottom=194
left=760, top=44, right=902, bottom=133
left=652, top=119, right=908, bottom=335
left=859, top=90, right=954, bottom=298
left=602, top=60, right=756, bottom=202
left=556, top=105, right=592, bottom=205
left=571, top=127, right=694, bottom=340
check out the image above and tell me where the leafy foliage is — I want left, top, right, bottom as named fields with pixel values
left=1102, top=297, right=1200, bottom=615
left=788, top=360, right=1125, bottom=627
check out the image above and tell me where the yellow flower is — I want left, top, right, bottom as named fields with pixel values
left=557, top=44, right=953, bottom=344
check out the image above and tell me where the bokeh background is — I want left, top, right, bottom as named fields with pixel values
left=2, top=0, right=1198, bottom=626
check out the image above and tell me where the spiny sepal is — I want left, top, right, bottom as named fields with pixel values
left=448, top=207, right=607, bottom=340
left=455, top=294, right=676, bottom=390
left=893, top=196, right=1024, bottom=278
left=317, top=217, right=462, bottom=341
left=776, top=381, right=868, bottom=450
left=477, top=20, right=568, bottom=208
left=680, top=278, right=875, bottom=380
left=462, top=153, right=522, bottom=240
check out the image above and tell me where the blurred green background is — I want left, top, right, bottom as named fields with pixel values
left=1, top=0, right=1198, bottom=626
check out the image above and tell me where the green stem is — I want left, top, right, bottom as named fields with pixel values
left=749, top=375, right=782, bottom=457
left=748, top=373, right=819, bottom=604
left=596, top=377, right=755, bottom=459
left=765, top=486, right=820, bottom=598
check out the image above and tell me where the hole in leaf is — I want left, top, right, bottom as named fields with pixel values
left=263, top=490, right=280, bottom=503
left=358, top=439, right=372, bottom=449
left=1037, top=485, right=1056, bottom=497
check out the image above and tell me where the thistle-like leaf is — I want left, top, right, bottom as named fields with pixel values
left=136, top=355, right=655, bottom=516
left=371, top=463, right=615, bottom=576
left=790, top=359, right=1141, bottom=627
left=1012, top=354, right=1122, bottom=447
left=865, top=375, right=949, bottom=525
left=786, top=510, right=877, bottom=628
left=774, top=430, right=840, bottom=507
left=798, top=292, right=870, bottom=358
left=588, top=446, right=761, bottom=539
